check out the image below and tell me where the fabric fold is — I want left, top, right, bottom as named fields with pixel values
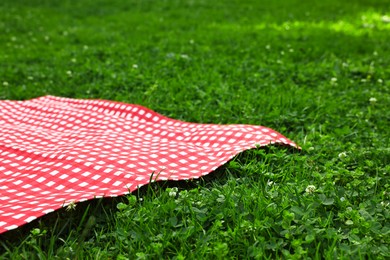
left=0, top=96, right=298, bottom=233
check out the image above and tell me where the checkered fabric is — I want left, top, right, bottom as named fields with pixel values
left=0, top=96, right=298, bottom=233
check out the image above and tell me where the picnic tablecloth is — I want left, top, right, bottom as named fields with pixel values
left=0, top=96, right=298, bottom=233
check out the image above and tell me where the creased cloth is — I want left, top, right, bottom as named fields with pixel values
left=0, top=96, right=298, bottom=233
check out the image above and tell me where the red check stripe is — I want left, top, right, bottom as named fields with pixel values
left=0, top=96, right=298, bottom=233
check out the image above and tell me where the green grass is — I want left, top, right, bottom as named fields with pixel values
left=0, top=0, right=389, bottom=258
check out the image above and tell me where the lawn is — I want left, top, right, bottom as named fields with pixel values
left=0, top=0, right=389, bottom=258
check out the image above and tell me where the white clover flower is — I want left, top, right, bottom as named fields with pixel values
left=180, top=54, right=189, bottom=59
left=132, top=64, right=138, bottom=69
left=338, top=152, right=347, bottom=159
left=305, top=185, right=316, bottom=194
left=381, top=201, right=389, bottom=207
left=369, top=97, right=377, bottom=103
left=168, top=187, right=178, bottom=197
left=3, top=81, right=9, bottom=86
left=66, top=70, right=72, bottom=77
left=71, top=58, right=77, bottom=63
left=267, top=180, right=274, bottom=186
left=65, top=201, right=77, bottom=211
left=330, top=77, right=338, bottom=85
left=377, top=79, right=383, bottom=84
left=382, top=15, right=390, bottom=23
left=27, top=76, right=34, bottom=80
left=265, top=44, right=271, bottom=50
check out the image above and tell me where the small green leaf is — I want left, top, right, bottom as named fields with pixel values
left=318, top=194, right=334, bottom=205
left=346, top=220, right=354, bottom=225
left=117, top=202, right=127, bottom=211
left=322, top=197, right=334, bottom=205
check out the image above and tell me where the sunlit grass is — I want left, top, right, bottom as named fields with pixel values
left=210, top=10, right=390, bottom=36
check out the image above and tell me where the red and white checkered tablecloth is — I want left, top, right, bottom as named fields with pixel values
left=0, top=96, right=298, bottom=233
